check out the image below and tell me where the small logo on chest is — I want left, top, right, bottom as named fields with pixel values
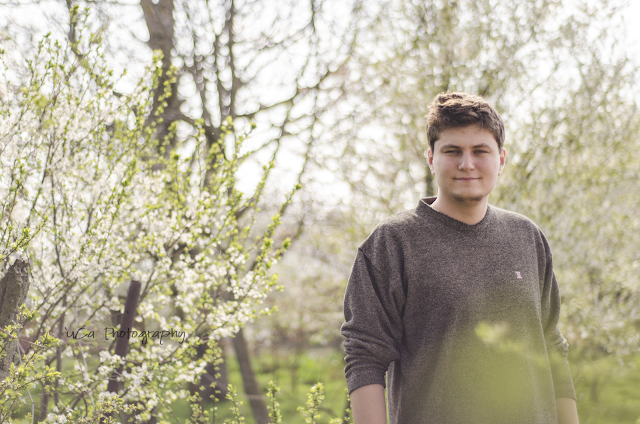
left=515, top=271, right=523, bottom=279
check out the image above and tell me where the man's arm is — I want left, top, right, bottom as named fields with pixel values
left=351, top=384, right=386, bottom=424
left=342, top=247, right=404, bottom=411
left=557, top=397, right=579, bottom=424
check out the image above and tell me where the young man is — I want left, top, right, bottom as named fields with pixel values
left=341, top=92, right=579, bottom=424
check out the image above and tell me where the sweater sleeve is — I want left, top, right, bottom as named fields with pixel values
left=538, top=230, right=576, bottom=400
left=341, top=247, right=405, bottom=394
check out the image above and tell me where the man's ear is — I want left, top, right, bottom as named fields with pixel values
left=498, top=148, right=507, bottom=175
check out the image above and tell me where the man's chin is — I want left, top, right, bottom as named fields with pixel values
left=451, top=193, right=484, bottom=203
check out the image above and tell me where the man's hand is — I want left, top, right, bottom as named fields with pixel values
left=350, top=384, right=387, bottom=424
left=556, top=397, right=579, bottom=424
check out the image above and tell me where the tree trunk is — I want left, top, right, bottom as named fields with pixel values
left=209, top=340, right=229, bottom=401
left=190, top=340, right=229, bottom=403
left=54, top=295, right=66, bottom=408
left=590, top=376, right=600, bottom=404
left=140, top=0, right=181, bottom=151
left=232, top=328, right=269, bottom=424
left=38, top=386, right=49, bottom=422
left=425, top=170, right=435, bottom=197
left=0, top=259, right=30, bottom=381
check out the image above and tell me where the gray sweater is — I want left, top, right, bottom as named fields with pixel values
left=342, top=197, right=575, bottom=424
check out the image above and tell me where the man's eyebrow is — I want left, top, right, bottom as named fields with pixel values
left=439, top=143, right=492, bottom=150
left=439, top=144, right=460, bottom=150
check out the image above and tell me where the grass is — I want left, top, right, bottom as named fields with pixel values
left=573, top=353, right=640, bottom=424
left=177, top=348, right=640, bottom=424
left=170, top=348, right=350, bottom=424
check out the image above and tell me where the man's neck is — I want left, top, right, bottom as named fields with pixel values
left=430, top=196, right=489, bottom=225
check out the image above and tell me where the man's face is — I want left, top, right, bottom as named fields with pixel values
left=427, top=125, right=506, bottom=206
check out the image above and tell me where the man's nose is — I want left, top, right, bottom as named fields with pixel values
left=458, top=152, right=475, bottom=170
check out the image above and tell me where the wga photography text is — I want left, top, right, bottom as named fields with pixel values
left=65, top=327, right=187, bottom=345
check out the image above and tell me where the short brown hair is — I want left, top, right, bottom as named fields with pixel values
left=426, top=92, right=505, bottom=151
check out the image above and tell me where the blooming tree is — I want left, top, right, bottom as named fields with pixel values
left=0, top=11, right=295, bottom=422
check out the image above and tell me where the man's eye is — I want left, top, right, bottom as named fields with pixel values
left=475, top=150, right=488, bottom=154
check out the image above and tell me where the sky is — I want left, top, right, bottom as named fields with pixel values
left=625, top=1, right=640, bottom=64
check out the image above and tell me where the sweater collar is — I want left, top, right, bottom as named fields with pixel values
left=417, top=197, right=494, bottom=232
